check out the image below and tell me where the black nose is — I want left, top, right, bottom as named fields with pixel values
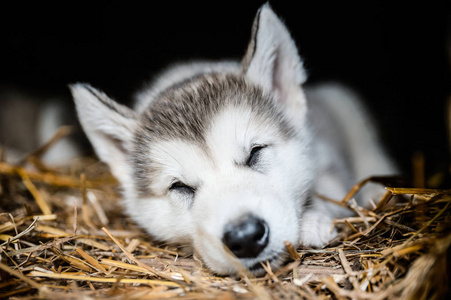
left=222, top=215, right=269, bottom=258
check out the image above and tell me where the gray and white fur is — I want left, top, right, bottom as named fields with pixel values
left=70, top=4, right=397, bottom=275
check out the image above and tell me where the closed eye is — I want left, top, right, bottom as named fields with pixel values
left=169, top=181, right=196, bottom=195
left=246, top=145, right=266, bottom=167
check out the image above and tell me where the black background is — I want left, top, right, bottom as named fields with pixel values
left=1, top=1, right=450, bottom=182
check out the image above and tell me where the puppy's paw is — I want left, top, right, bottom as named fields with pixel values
left=298, top=210, right=336, bottom=247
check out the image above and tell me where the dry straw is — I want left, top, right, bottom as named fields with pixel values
left=0, top=130, right=450, bottom=299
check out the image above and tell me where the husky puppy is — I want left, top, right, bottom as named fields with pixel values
left=70, top=4, right=397, bottom=275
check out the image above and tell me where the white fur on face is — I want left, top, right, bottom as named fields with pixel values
left=122, top=140, right=207, bottom=245
left=125, top=105, right=313, bottom=274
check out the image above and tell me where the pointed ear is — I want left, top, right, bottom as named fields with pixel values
left=242, top=4, right=307, bottom=115
left=70, top=83, right=137, bottom=183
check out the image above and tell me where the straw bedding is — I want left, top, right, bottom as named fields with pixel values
left=0, top=134, right=450, bottom=299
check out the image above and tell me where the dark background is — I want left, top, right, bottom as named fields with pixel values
left=0, top=1, right=450, bottom=183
